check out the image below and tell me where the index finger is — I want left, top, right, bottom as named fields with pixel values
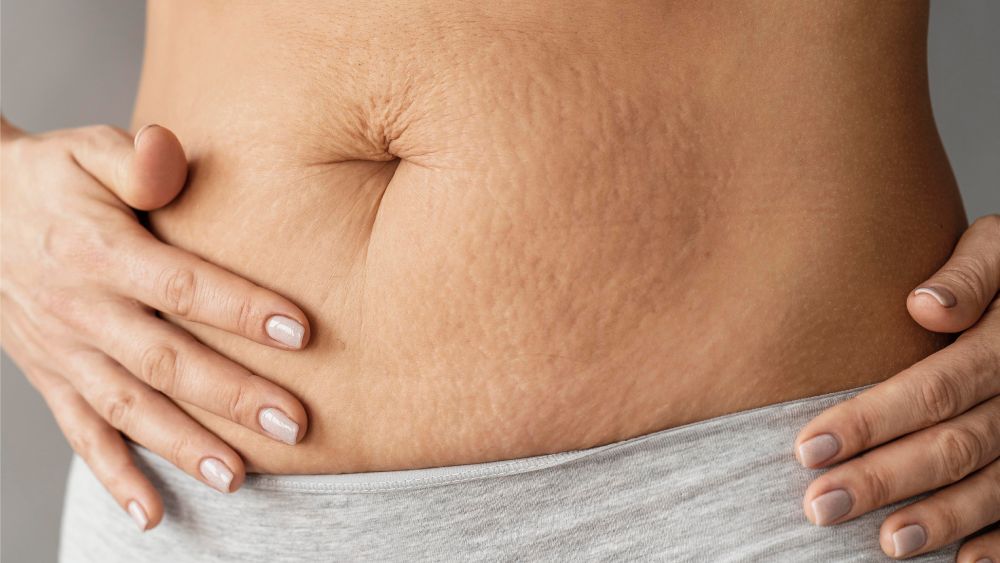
left=103, top=226, right=310, bottom=350
left=793, top=329, right=1000, bottom=469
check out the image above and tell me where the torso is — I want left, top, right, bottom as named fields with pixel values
left=136, top=0, right=966, bottom=473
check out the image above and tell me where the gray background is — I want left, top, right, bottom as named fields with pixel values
left=1, top=1, right=997, bottom=561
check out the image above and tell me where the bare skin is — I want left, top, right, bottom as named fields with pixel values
left=134, top=0, right=966, bottom=474
left=4, top=0, right=999, bottom=556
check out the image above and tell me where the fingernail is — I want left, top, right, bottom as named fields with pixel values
left=810, top=489, right=852, bottom=525
left=259, top=407, right=300, bottom=445
left=126, top=500, right=148, bottom=532
left=133, top=123, right=158, bottom=149
left=265, top=315, right=305, bottom=349
left=913, top=286, right=956, bottom=308
left=798, top=433, right=840, bottom=467
left=892, top=524, right=926, bottom=557
left=975, top=558, right=993, bottom=563
left=199, top=458, right=234, bottom=493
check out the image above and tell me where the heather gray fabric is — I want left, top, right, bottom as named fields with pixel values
left=59, top=383, right=961, bottom=562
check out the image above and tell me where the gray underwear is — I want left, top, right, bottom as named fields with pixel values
left=59, top=383, right=961, bottom=562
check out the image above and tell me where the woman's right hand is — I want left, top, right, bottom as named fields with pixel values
left=0, top=118, right=311, bottom=531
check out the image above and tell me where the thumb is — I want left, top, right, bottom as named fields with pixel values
left=69, top=123, right=188, bottom=211
left=907, top=214, right=1000, bottom=333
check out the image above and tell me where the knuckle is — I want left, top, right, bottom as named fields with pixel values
left=227, top=382, right=253, bottom=424
left=842, top=399, right=879, bottom=449
left=140, top=344, right=179, bottom=394
left=235, top=294, right=262, bottom=337
left=37, top=286, right=85, bottom=325
left=66, top=429, right=95, bottom=459
left=982, top=466, right=1000, bottom=523
left=168, top=435, right=194, bottom=467
left=858, top=463, right=895, bottom=507
left=934, top=504, right=964, bottom=543
left=78, top=125, right=131, bottom=189
left=940, top=257, right=992, bottom=304
left=42, top=223, right=116, bottom=273
left=973, top=337, right=1000, bottom=374
left=101, top=390, right=137, bottom=431
left=157, top=268, right=197, bottom=317
left=916, top=369, right=965, bottom=423
left=935, top=426, right=986, bottom=482
left=956, top=336, right=1000, bottom=381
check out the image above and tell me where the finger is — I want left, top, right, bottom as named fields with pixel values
left=878, top=459, right=1000, bottom=559
left=68, top=123, right=187, bottom=210
left=908, top=214, right=1000, bottom=333
left=33, top=368, right=163, bottom=531
left=69, top=350, right=247, bottom=494
left=802, top=394, right=1000, bottom=526
left=958, top=524, right=1000, bottom=563
left=94, top=301, right=306, bottom=445
left=95, top=226, right=310, bottom=350
left=794, top=333, right=1000, bottom=469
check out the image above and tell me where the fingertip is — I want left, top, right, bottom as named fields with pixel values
left=127, top=488, right=163, bottom=532
left=264, top=313, right=309, bottom=350
left=912, top=286, right=956, bottom=308
left=800, top=494, right=814, bottom=525
left=132, top=124, right=157, bottom=150
left=877, top=525, right=897, bottom=559
left=258, top=404, right=307, bottom=446
left=229, top=468, right=246, bottom=493
left=223, top=454, right=246, bottom=493
left=128, top=124, right=188, bottom=211
left=285, top=401, right=309, bottom=444
left=906, top=286, right=978, bottom=333
left=299, top=317, right=312, bottom=349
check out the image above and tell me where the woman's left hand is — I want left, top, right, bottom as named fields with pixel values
left=794, top=213, right=1000, bottom=561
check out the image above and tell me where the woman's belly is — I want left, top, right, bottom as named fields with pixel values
left=136, top=0, right=966, bottom=473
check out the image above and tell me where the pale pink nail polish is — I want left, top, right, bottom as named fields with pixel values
left=265, top=315, right=305, bottom=349
left=133, top=123, right=157, bottom=149
left=126, top=500, right=148, bottom=531
left=199, top=458, right=234, bottom=493
left=892, top=524, right=926, bottom=557
left=259, top=407, right=300, bottom=445
left=798, top=433, right=840, bottom=467
left=810, top=489, right=852, bottom=525
left=913, top=286, right=956, bottom=308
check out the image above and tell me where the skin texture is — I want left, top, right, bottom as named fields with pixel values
left=136, top=0, right=964, bottom=473
left=3, top=0, right=996, bottom=552
left=0, top=119, right=314, bottom=529
left=796, top=214, right=1000, bottom=561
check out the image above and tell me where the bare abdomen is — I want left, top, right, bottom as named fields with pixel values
left=138, top=0, right=966, bottom=473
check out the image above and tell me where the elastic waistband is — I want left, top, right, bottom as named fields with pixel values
left=131, top=382, right=877, bottom=494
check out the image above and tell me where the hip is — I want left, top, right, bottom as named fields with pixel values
left=60, top=382, right=961, bottom=562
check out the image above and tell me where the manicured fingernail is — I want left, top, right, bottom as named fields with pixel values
left=259, top=407, right=300, bottom=445
left=133, top=123, right=157, bottom=149
left=126, top=500, right=148, bottom=532
left=810, top=489, right=852, bottom=525
left=892, top=524, right=926, bottom=557
left=199, top=458, right=234, bottom=493
left=975, top=558, right=993, bottom=563
left=798, top=433, right=840, bottom=467
left=913, top=286, right=956, bottom=308
left=265, top=315, right=305, bottom=349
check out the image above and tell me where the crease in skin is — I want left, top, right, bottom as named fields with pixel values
left=353, top=158, right=400, bottom=348
left=134, top=0, right=967, bottom=474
